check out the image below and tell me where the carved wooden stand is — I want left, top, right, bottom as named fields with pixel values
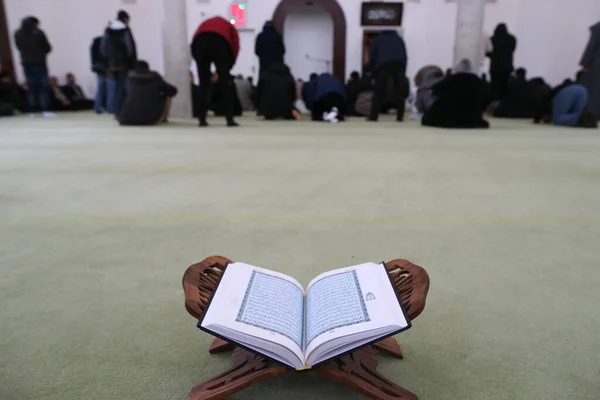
left=183, top=256, right=430, bottom=400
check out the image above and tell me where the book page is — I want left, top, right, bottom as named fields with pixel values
left=235, top=270, right=304, bottom=349
left=304, top=262, right=408, bottom=360
left=305, top=269, right=370, bottom=348
left=201, top=263, right=305, bottom=365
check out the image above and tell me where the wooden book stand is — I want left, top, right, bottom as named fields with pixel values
left=182, top=256, right=430, bottom=400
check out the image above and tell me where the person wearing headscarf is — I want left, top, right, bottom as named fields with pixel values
left=421, top=59, right=489, bottom=129
left=14, top=16, right=53, bottom=117
left=415, top=66, right=444, bottom=114
left=580, top=21, right=600, bottom=120
left=254, top=21, right=285, bottom=107
left=486, top=23, right=517, bottom=102
left=257, top=62, right=296, bottom=120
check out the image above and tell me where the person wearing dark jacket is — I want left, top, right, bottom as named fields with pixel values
left=0, top=73, right=18, bottom=116
left=307, top=73, right=347, bottom=122
left=102, top=10, right=137, bottom=116
left=254, top=21, right=285, bottom=106
left=580, top=21, right=600, bottom=120
left=118, top=61, right=177, bottom=126
left=534, top=79, right=596, bottom=128
left=258, top=62, right=296, bottom=120
left=91, top=36, right=109, bottom=113
left=486, top=23, right=517, bottom=102
left=191, top=16, right=240, bottom=127
left=367, top=30, right=408, bottom=122
left=61, top=73, right=94, bottom=110
left=494, top=68, right=535, bottom=118
left=422, top=59, right=489, bottom=129
left=14, top=16, right=54, bottom=117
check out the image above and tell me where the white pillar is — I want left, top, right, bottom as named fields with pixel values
left=162, top=0, right=192, bottom=119
left=454, top=0, right=486, bottom=72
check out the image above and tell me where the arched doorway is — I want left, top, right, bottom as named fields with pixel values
left=273, top=0, right=346, bottom=81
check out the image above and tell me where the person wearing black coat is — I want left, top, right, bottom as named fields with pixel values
left=493, top=68, right=535, bottom=118
left=102, top=10, right=137, bottom=116
left=367, top=30, right=408, bottom=122
left=255, top=21, right=285, bottom=108
left=0, top=73, right=18, bottom=117
left=118, top=61, right=177, bottom=126
left=486, top=23, right=517, bottom=102
left=422, top=59, right=489, bottom=129
left=258, top=62, right=296, bottom=120
left=14, top=16, right=53, bottom=116
left=90, top=36, right=109, bottom=113
left=255, top=21, right=285, bottom=76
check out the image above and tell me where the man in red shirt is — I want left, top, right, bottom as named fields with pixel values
left=191, top=16, right=240, bottom=127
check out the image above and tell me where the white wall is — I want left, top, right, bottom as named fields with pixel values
left=6, top=0, right=599, bottom=95
left=284, top=4, right=334, bottom=80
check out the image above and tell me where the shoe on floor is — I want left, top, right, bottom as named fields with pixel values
left=42, top=112, right=56, bottom=118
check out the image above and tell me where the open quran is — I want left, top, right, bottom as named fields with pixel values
left=199, top=262, right=411, bottom=370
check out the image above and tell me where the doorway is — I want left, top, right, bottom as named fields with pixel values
left=273, top=0, right=346, bottom=81
left=362, top=30, right=385, bottom=75
left=283, top=4, right=333, bottom=80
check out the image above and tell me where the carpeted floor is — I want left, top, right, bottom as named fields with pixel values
left=1, top=113, right=599, bottom=400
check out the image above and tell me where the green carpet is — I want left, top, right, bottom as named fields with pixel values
left=1, top=114, right=599, bottom=399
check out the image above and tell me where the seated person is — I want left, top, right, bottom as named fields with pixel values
left=234, top=75, right=254, bottom=111
left=258, top=62, right=296, bottom=120
left=118, top=60, right=178, bottom=126
left=534, top=79, right=596, bottom=128
left=0, top=72, right=20, bottom=116
left=422, top=59, right=489, bottom=129
left=415, top=66, right=444, bottom=115
left=49, top=76, right=74, bottom=111
left=61, top=73, right=94, bottom=110
left=528, top=77, right=551, bottom=118
left=353, top=73, right=375, bottom=117
left=208, top=73, right=242, bottom=117
left=346, top=71, right=362, bottom=115
left=493, top=68, right=536, bottom=118
left=306, top=73, right=347, bottom=122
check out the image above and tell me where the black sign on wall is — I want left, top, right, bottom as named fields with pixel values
left=361, top=2, right=404, bottom=26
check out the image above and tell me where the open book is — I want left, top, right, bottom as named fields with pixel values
left=199, top=262, right=411, bottom=370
